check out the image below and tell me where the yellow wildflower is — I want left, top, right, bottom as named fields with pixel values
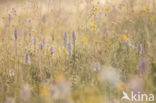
left=142, top=8, right=149, bottom=13
left=56, top=73, right=65, bottom=83
left=150, top=16, right=155, bottom=23
left=108, top=41, right=112, bottom=45
left=19, top=58, right=23, bottom=63
left=97, top=45, right=101, bottom=49
left=105, top=7, right=109, bottom=11
left=45, top=28, right=49, bottom=35
left=82, top=37, right=88, bottom=43
left=94, top=40, right=98, bottom=44
left=122, top=34, right=128, bottom=41
left=116, top=82, right=125, bottom=91
left=91, top=24, right=96, bottom=29
left=0, top=26, right=3, bottom=30
left=146, top=7, right=149, bottom=11
left=122, top=3, right=126, bottom=7
left=10, top=58, right=14, bottom=62
left=40, top=84, right=50, bottom=97
left=142, top=9, right=147, bottom=13
left=94, top=7, right=99, bottom=12
left=62, top=48, right=67, bottom=54
left=138, top=13, right=143, bottom=17
left=11, top=25, right=15, bottom=29
left=46, top=49, right=50, bottom=55
left=37, top=73, right=42, bottom=78
left=2, top=72, right=6, bottom=76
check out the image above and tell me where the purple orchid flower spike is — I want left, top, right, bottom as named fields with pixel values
left=72, top=30, right=76, bottom=42
left=50, top=45, right=54, bottom=55
left=63, top=32, right=68, bottom=48
left=14, top=28, right=18, bottom=41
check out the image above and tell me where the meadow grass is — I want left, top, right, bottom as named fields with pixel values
left=0, top=0, right=155, bottom=103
